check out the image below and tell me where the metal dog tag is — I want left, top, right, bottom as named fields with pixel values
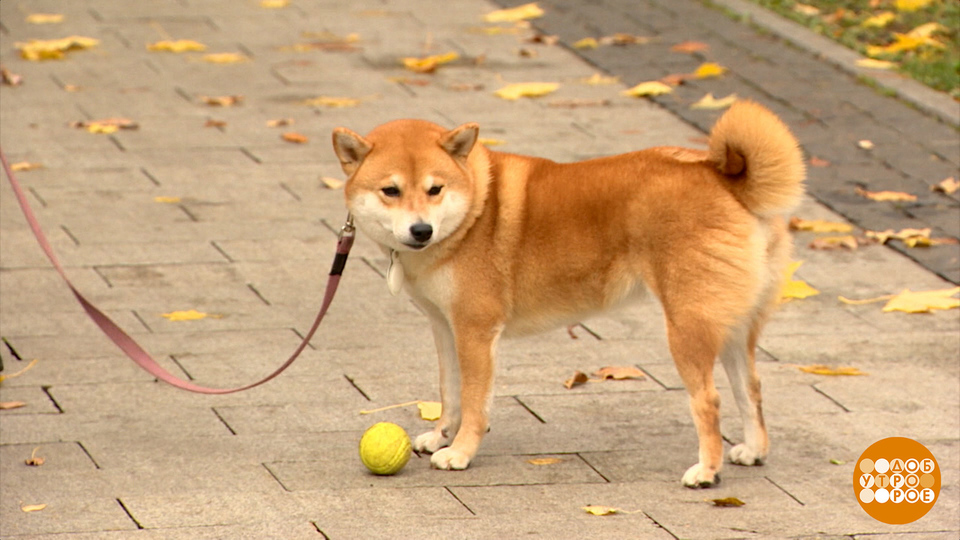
left=387, top=250, right=404, bottom=296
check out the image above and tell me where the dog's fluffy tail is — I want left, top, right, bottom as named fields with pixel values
left=709, top=100, right=805, bottom=216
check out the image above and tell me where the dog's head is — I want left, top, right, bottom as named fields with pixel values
left=332, top=120, right=479, bottom=252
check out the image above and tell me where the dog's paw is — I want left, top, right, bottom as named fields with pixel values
left=413, top=429, right=451, bottom=454
left=681, top=463, right=720, bottom=488
left=430, top=447, right=472, bottom=470
left=728, top=443, right=764, bottom=466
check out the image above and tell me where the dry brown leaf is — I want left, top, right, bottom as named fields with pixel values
left=563, top=371, right=589, bottom=389
left=855, top=187, right=917, bottom=202
left=525, top=33, right=559, bottom=45
left=204, top=119, right=227, bottom=128
left=0, top=401, right=27, bottom=410
left=789, top=217, right=854, bottom=233
left=671, top=41, right=709, bottom=53
left=903, top=236, right=959, bottom=248
left=267, top=118, right=294, bottom=127
left=0, top=359, right=39, bottom=383
left=321, top=177, right=345, bottom=189
left=448, top=82, right=484, bottom=91
left=809, top=236, right=859, bottom=250
left=864, top=227, right=930, bottom=244
left=593, top=366, right=646, bottom=381
left=599, top=33, right=651, bottom=46
left=2, top=67, right=23, bottom=86
left=547, top=99, right=611, bottom=108
left=25, top=447, right=45, bottom=466
left=199, top=95, right=244, bottom=107
left=711, top=497, right=746, bottom=507
left=153, top=196, right=182, bottom=204
left=793, top=3, right=821, bottom=15
left=281, top=132, right=309, bottom=144
left=809, top=156, right=831, bottom=167
left=931, top=177, right=959, bottom=194
left=10, top=162, right=43, bottom=171
left=798, top=364, right=867, bottom=376
left=659, top=73, right=690, bottom=86
left=527, top=457, right=564, bottom=465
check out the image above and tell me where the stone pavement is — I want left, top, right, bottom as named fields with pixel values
left=0, top=0, right=957, bottom=538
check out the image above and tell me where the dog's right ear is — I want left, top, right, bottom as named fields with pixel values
left=332, top=127, right=373, bottom=175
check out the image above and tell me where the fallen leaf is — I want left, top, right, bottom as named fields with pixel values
left=267, top=118, right=294, bottom=127
left=573, top=37, right=599, bottom=49
left=321, top=177, right=345, bottom=189
left=203, top=53, right=248, bottom=64
left=583, top=505, right=620, bottom=516
left=798, top=364, right=867, bottom=376
left=401, top=51, right=459, bottom=73
left=693, top=62, right=727, bottom=79
left=864, top=227, right=930, bottom=244
left=580, top=73, right=619, bottom=85
left=906, top=22, right=947, bottom=40
left=525, top=33, right=559, bottom=45
left=902, top=236, right=958, bottom=248
left=809, top=156, right=831, bottom=168
left=931, top=177, right=959, bottom=194
left=895, top=0, right=933, bottom=12
left=199, top=95, right=244, bottom=107
left=621, top=81, right=673, bottom=97
left=598, top=34, right=651, bottom=46
left=281, top=132, right=308, bottom=144
left=527, top=457, right=564, bottom=465
left=867, top=33, right=940, bottom=57
left=659, top=73, right=690, bottom=86
left=882, top=287, right=960, bottom=313
left=690, top=93, right=737, bottom=110
left=21, top=503, right=46, bottom=513
left=147, top=40, right=207, bottom=53
left=517, top=45, right=537, bottom=58
left=303, top=96, right=362, bottom=108
left=671, top=41, right=709, bottom=53
left=417, top=401, right=442, bottom=420
left=780, top=261, right=820, bottom=301
left=10, top=162, right=43, bottom=171
left=711, top=497, right=746, bottom=507
left=260, top=0, right=289, bottom=7
left=563, top=370, right=589, bottom=389
left=493, top=82, right=559, bottom=100
left=478, top=138, right=506, bottom=146
left=449, top=82, right=485, bottom=91
left=862, top=11, right=896, bottom=28
left=0, top=359, right=39, bottom=383
left=547, top=98, right=611, bottom=108
left=593, top=366, right=646, bottom=381
left=0, top=401, right=27, bottom=410
left=161, top=309, right=209, bottom=321
left=154, top=196, right=182, bottom=203
left=25, top=447, right=45, bottom=466
left=793, top=3, right=820, bottom=16
left=2, top=67, right=23, bottom=86
left=204, top=119, right=227, bottom=128
left=26, top=13, right=64, bottom=24
left=16, top=36, right=99, bottom=61
left=809, top=236, right=859, bottom=250
left=71, top=118, right=139, bottom=134
left=484, top=3, right=544, bottom=22
left=857, top=139, right=874, bottom=150
left=855, top=187, right=916, bottom=202
left=789, top=217, right=854, bottom=233
left=856, top=58, right=897, bottom=70
left=830, top=458, right=846, bottom=465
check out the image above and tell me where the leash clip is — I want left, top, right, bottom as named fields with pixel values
left=338, top=213, right=356, bottom=241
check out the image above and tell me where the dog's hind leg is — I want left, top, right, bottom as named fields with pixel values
left=721, top=314, right=770, bottom=467
left=413, top=313, right=460, bottom=454
left=667, top=316, right=725, bottom=488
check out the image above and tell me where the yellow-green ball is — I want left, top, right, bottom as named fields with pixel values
left=359, top=422, right=411, bottom=475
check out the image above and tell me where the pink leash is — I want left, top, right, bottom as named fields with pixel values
left=1, top=147, right=355, bottom=394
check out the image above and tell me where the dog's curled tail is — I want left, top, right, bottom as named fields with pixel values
left=709, top=100, right=805, bottom=216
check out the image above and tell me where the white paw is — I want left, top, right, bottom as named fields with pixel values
left=728, top=443, right=764, bottom=466
left=413, top=429, right=451, bottom=454
left=681, top=463, right=720, bottom=488
left=430, top=447, right=472, bottom=470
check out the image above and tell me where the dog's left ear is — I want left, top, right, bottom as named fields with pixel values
left=332, top=127, right=373, bottom=176
left=439, top=123, right=479, bottom=160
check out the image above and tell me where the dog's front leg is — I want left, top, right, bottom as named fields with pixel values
left=413, top=314, right=460, bottom=454
left=430, top=324, right=501, bottom=470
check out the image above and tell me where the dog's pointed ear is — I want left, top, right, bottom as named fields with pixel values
left=332, top=127, right=373, bottom=175
left=439, top=123, right=479, bottom=160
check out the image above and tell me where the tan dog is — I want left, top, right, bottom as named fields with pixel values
left=332, top=101, right=804, bottom=487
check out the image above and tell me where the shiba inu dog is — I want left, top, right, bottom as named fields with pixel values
left=332, top=101, right=805, bottom=487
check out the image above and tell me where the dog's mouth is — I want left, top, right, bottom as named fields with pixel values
left=401, top=241, right=429, bottom=250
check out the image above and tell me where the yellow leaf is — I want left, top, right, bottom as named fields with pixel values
left=856, top=58, right=897, bottom=70
left=260, top=0, right=290, bottom=7
left=417, top=401, right=442, bottom=421
left=862, top=11, right=896, bottom=28
left=0, top=358, right=38, bottom=384
left=895, top=0, right=933, bottom=12
left=154, top=196, right=182, bottom=203
left=580, top=73, right=619, bottom=85
left=87, top=123, right=119, bottom=134
left=21, top=503, right=46, bottom=513
left=303, top=96, right=361, bottom=108
left=931, top=177, right=959, bottom=194
left=147, top=39, right=207, bottom=53
left=711, top=497, right=746, bottom=507
left=203, top=53, right=248, bottom=64
left=281, top=132, right=309, bottom=144
left=493, top=82, right=559, bottom=100
left=161, top=310, right=209, bottom=322
left=563, top=370, right=589, bottom=389
left=882, top=287, right=960, bottom=313
left=478, top=138, right=506, bottom=146
left=907, top=22, right=947, bottom=39
left=855, top=187, right=916, bottom=202
left=621, top=81, right=673, bottom=97
left=693, top=62, right=727, bottom=79
left=857, top=139, right=875, bottom=150
left=200, top=95, right=244, bottom=107
left=527, top=457, right=564, bottom=465
left=26, top=13, right=64, bottom=24
left=401, top=51, right=459, bottom=73
left=11, top=162, right=43, bottom=171
left=0, top=401, right=27, bottom=409
left=809, top=235, right=859, bottom=250
left=789, top=217, right=854, bottom=233
left=798, top=364, right=867, bottom=376
left=321, top=177, right=345, bottom=189
left=867, top=33, right=941, bottom=57
left=690, top=93, right=738, bottom=110
left=864, top=228, right=930, bottom=244
left=483, top=2, right=544, bottom=22
left=573, top=37, right=599, bottom=49
left=793, top=3, right=820, bottom=16
left=781, top=261, right=820, bottom=301
left=583, top=505, right=620, bottom=516
left=16, top=36, right=99, bottom=61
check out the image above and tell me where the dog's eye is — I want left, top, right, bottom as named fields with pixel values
left=427, top=185, right=443, bottom=196
left=381, top=186, right=401, bottom=197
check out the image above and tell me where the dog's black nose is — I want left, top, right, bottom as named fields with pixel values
left=410, top=223, right=433, bottom=243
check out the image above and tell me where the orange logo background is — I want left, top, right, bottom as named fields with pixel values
left=854, top=437, right=940, bottom=525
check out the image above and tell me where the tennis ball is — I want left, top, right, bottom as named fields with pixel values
left=359, top=422, right=411, bottom=475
